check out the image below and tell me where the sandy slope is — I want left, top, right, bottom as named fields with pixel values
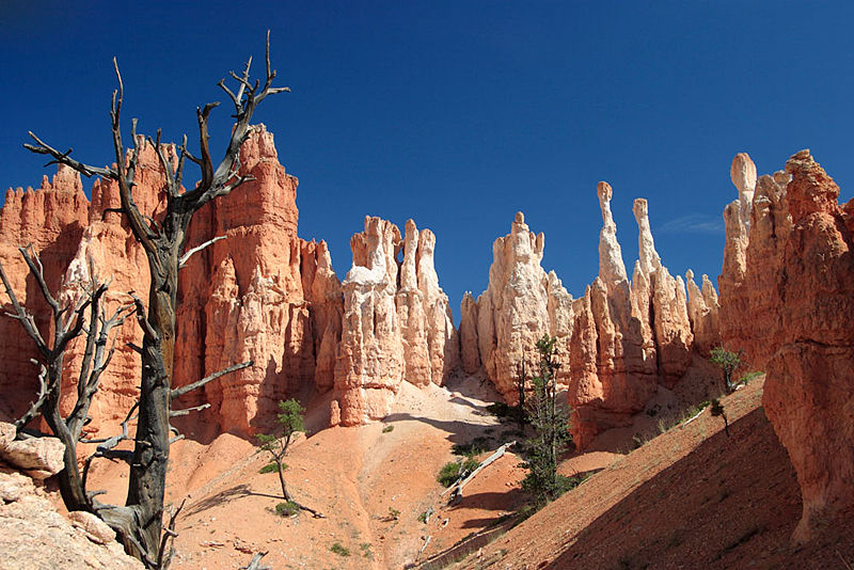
left=456, top=378, right=854, bottom=570
left=85, top=374, right=530, bottom=569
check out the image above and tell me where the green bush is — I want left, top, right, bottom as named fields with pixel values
left=738, top=371, right=763, bottom=386
left=486, top=402, right=514, bottom=418
left=519, top=335, right=572, bottom=507
left=382, top=424, right=394, bottom=433
left=437, top=456, right=480, bottom=487
left=274, top=501, right=300, bottom=517
left=259, top=461, right=284, bottom=474
left=330, top=542, right=351, bottom=557
left=710, top=347, right=744, bottom=393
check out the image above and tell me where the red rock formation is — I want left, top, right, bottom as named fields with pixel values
left=463, top=187, right=719, bottom=449
left=685, top=270, right=721, bottom=354
left=334, top=217, right=404, bottom=425
left=741, top=150, right=854, bottom=542
left=459, top=292, right=481, bottom=375
left=719, top=152, right=791, bottom=368
left=718, top=149, right=854, bottom=542
left=1, top=126, right=344, bottom=437
left=0, top=166, right=90, bottom=422
left=464, top=212, right=573, bottom=402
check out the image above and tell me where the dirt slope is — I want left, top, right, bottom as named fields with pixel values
left=83, top=375, right=532, bottom=569
left=456, top=378, right=854, bottom=570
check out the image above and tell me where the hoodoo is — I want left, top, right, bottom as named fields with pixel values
left=332, top=216, right=458, bottom=426
left=462, top=185, right=720, bottom=449
left=0, top=127, right=344, bottom=437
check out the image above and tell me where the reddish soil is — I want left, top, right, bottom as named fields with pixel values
left=84, top=375, right=533, bottom=569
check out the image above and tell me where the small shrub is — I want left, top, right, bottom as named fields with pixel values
left=437, top=461, right=462, bottom=487
left=360, top=542, right=374, bottom=560
left=437, top=456, right=480, bottom=487
left=418, top=511, right=429, bottom=524
left=710, top=347, right=744, bottom=393
left=486, top=402, right=514, bottom=418
left=710, top=398, right=730, bottom=436
left=259, top=462, right=282, bottom=474
left=275, top=500, right=300, bottom=517
left=737, top=370, right=763, bottom=386
left=559, top=473, right=589, bottom=493
left=382, top=424, right=394, bottom=433
left=330, top=542, right=351, bottom=557
left=385, top=506, right=400, bottom=521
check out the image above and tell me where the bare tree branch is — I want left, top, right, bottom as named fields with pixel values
left=241, top=552, right=271, bottom=570
left=169, top=403, right=210, bottom=418
left=0, top=258, right=48, bottom=354
left=23, top=131, right=115, bottom=179
left=171, top=360, right=253, bottom=400
left=156, top=499, right=186, bottom=569
left=14, top=362, right=50, bottom=431
left=129, top=292, right=158, bottom=341
left=178, top=236, right=227, bottom=269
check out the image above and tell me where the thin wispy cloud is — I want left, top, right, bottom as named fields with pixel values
left=657, top=214, right=725, bottom=235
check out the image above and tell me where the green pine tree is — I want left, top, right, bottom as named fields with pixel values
left=521, top=334, right=573, bottom=507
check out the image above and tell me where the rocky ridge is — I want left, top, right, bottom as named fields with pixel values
left=0, top=126, right=345, bottom=436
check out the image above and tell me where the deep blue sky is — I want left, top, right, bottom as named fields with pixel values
left=2, top=1, right=853, bottom=317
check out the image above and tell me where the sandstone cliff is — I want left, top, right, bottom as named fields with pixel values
left=464, top=212, right=573, bottom=401
left=0, top=126, right=343, bottom=437
left=0, top=167, right=91, bottom=423
left=719, top=153, right=792, bottom=369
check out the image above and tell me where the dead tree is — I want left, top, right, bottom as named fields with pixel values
left=0, top=247, right=132, bottom=509
left=21, top=33, right=286, bottom=567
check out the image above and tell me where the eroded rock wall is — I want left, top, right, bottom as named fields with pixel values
left=719, top=152, right=792, bottom=368
left=719, top=150, right=854, bottom=542
left=0, top=126, right=344, bottom=437
left=0, top=167, right=91, bottom=422
left=465, top=212, right=574, bottom=402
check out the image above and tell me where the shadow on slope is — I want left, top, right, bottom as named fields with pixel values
left=460, top=382, right=853, bottom=570
left=183, top=484, right=283, bottom=517
left=545, top=407, right=802, bottom=569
